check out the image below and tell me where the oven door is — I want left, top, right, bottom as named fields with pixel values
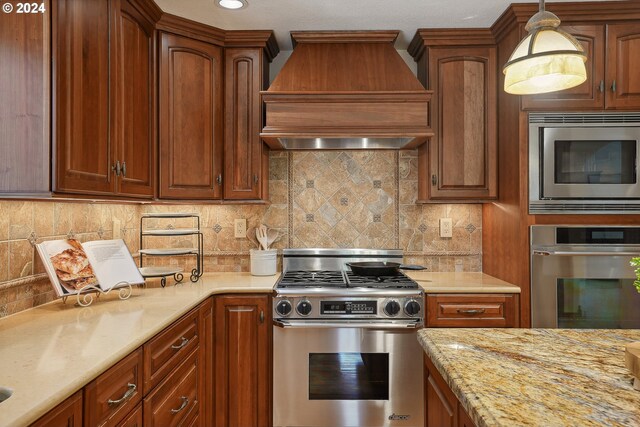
left=531, top=249, right=640, bottom=328
left=273, top=323, right=424, bottom=427
left=541, top=127, right=640, bottom=199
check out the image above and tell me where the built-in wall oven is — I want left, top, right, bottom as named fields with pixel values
left=531, top=225, right=640, bottom=328
left=529, top=112, right=640, bottom=214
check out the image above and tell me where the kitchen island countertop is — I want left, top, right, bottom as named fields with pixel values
left=0, top=272, right=277, bottom=427
left=419, top=328, right=640, bottom=427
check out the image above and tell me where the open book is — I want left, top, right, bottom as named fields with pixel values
left=36, top=239, right=144, bottom=296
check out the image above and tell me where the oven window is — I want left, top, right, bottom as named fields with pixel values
left=557, top=278, right=640, bottom=328
left=554, top=140, right=636, bottom=184
left=308, top=353, right=389, bottom=400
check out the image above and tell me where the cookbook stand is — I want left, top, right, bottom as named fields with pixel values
left=61, top=281, right=133, bottom=307
left=139, top=213, right=204, bottom=287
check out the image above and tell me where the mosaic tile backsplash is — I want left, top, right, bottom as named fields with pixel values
left=0, top=150, right=481, bottom=317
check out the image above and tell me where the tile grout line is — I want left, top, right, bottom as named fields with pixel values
left=394, top=151, right=400, bottom=250
left=287, top=151, right=294, bottom=248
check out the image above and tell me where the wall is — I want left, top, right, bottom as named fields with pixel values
left=0, top=150, right=481, bottom=317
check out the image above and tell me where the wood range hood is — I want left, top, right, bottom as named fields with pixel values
left=260, top=31, right=433, bottom=150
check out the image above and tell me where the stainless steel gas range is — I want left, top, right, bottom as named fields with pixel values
left=273, top=249, right=425, bottom=427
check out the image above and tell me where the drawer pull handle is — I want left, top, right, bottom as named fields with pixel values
left=456, top=309, right=485, bottom=315
left=171, top=336, right=189, bottom=350
left=170, top=396, right=189, bottom=414
left=107, top=383, right=136, bottom=407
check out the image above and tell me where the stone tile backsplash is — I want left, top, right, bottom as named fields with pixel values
left=0, top=150, right=481, bottom=317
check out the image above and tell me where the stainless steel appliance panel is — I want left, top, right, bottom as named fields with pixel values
left=273, top=326, right=424, bottom=427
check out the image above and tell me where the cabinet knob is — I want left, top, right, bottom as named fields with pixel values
left=112, top=160, right=121, bottom=177
left=611, top=80, right=617, bottom=93
left=121, top=161, right=127, bottom=177
left=431, top=174, right=437, bottom=186
left=259, top=310, right=264, bottom=324
left=216, top=174, right=222, bottom=185
left=254, top=174, right=259, bottom=184
left=599, top=80, right=604, bottom=93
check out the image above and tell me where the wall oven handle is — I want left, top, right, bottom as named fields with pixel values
left=273, top=319, right=422, bottom=329
left=533, top=250, right=640, bottom=256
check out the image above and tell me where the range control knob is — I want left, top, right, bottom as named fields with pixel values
left=404, top=300, right=421, bottom=316
left=275, top=300, right=292, bottom=317
left=296, top=300, right=312, bottom=316
left=383, top=300, right=401, bottom=317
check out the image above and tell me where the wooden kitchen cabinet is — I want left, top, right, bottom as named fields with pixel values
left=424, top=356, right=476, bottom=427
left=223, top=48, right=269, bottom=200
left=31, top=390, right=83, bottom=427
left=84, top=348, right=143, bottom=427
left=409, top=30, right=497, bottom=201
left=522, top=23, right=640, bottom=110
left=214, top=295, right=271, bottom=427
left=117, top=404, right=143, bottom=427
left=158, top=31, right=224, bottom=200
left=53, top=0, right=158, bottom=198
left=426, top=294, right=520, bottom=328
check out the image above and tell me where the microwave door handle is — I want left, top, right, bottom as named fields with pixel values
left=533, top=250, right=640, bottom=256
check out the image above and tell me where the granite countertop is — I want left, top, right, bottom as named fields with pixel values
left=0, top=272, right=278, bottom=427
left=406, top=272, right=521, bottom=294
left=418, top=328, right=640, bottom=427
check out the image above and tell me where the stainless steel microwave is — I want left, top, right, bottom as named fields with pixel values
left=529, top=112, right=640, bottom=214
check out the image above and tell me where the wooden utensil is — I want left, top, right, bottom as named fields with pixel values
left=266, top=228, right=280, bottom=249
left=256, top=225, right=268, bottom=250
left=626, top=341, right=640, bottom=391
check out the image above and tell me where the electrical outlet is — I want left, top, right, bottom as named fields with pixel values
left=439, top=218, right=453, bottom=238
left=113, top=219, right=122, bottom=239
left=234, top=219, right=247, bottom=238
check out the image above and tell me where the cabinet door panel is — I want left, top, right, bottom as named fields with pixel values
left=214, top=295, right=271, bottom=427
left=112, top=0, right=155, bottom=197
left=425, top=357, right=456, bottom=427
left=606, top=23, right=640, bottom=109
left=159, top=32, right=223, bottom=199
left=428, top=46, right=497, bottom=200
left=53, top=0, right=112, bottom=195
left=521, top=25, right=605, bottom=110
left=224, top=49, right=263, bottom=200
left=31, top=391, right=82, bottom=427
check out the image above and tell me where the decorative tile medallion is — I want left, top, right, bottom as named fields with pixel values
left=418, top=224, right=428, bottom=233
left=213, top=224, right=222, bottom=233
left=465, top=223, right=477, bottom=233
left=306, top=180, right=314, bottom=188
left=373, top=180, right=382, bottom=188
left=373, top=214, right=381, bottom=223
left=306, top=214, right=315, bottom=222
left=340, top=198, right=349, bottom=206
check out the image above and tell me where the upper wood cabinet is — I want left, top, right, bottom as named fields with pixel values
left=53, top=0, right=158, bottom=198
left=223, top=48, right=269, bottom=200
left=0, top=0, right=50, bottom=195
left=214, top=295, right=271, bottom=427
left=409, top=30, right=497, bottom=201
left=522, top=23, right=640, bottom=110
left=158, top=32, right=224, bottom=200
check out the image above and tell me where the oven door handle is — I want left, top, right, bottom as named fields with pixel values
left=273, top=319, right=422, bottom=329
left=533, top=250, right=640, bottom=256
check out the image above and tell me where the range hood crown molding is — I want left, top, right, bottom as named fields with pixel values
left=261, top=30, right=433, bottom=150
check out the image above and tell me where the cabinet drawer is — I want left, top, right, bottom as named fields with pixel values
left=143, top=348, right=200, bottom=427
left=144, top=306, right=200, bottom=393
left=117, top=404, right=142, bottom=427
left=426, top=294, right=519, bottom=327
left=84, top=348, right=143, bottom=427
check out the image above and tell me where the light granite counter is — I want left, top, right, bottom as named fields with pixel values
left=418, top=328, right=640, bottom=427
left=0, top=272, right=278, bottom=427
left=406, top=272, right=521, bottom=294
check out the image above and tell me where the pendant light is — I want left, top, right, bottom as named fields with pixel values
left=503, top=0, right=587, bottom=95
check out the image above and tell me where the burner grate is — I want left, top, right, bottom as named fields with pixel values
left=277, top=270, right=347, bottom=288
left=345, top=271, right=419, bottom=289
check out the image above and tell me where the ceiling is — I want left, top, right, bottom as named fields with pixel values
left=153, top=0, right=610, bottom=51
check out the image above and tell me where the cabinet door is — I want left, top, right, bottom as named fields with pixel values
left=424, top=46, right=497, bottom=200
left=606, top=23, right=640, bottom=109
left=214, top=295, right=271, bottom=427
left=521, top=25, right=605, bottom=110
left=425, top=356, right=456, bottom=427
left=31, top=391, right=82, bottom=427
left=223, top=48, right=266, bottom=200
left=53, top=0, right=113, bottom=195
left=111, top=0, right=155, bottom=197
left=0, top=0, right=50, bottom=194
left=159, top=32, right=223, bottom=199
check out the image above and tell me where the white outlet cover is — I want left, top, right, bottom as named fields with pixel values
left=234, top=219, right=247, bottom=238
left=439, top=218, right=453, bottom=238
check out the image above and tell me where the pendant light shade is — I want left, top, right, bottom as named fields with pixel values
left=503, top=0, right=587, bottom=95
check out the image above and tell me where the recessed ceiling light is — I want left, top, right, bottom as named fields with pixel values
left=216, top=0, right=247, bottom=10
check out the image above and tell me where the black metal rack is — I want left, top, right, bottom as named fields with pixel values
left=139, top=213, right=203, bottom=287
